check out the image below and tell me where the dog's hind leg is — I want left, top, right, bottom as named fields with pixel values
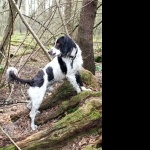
left=29, top=97, right=43, bottom=130
left=29, top=105, right=38, bottom=130
left=28, top=86, right=46, bottom=130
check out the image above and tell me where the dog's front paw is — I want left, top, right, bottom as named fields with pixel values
left=81, top=86, right=92, bottom=91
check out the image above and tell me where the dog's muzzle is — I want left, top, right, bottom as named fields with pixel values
left=48, top=50, right=61, bottom=57
left=48, top=50, right=55, bottom=56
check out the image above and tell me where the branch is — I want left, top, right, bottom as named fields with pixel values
left=22, top=14, right=54, bottom=35
left=93, top=20, right=102, bottom=29
left=10, top=0, right=51, bottom=61
left=70, top=20, right=102, bottom=35
left=97, top=3, right=102, bottom=9
left=55, top=0, right=69, bottom=36
left=0, top=126, right=21, bottom=150
left=69, top=24, right=79, bottom=35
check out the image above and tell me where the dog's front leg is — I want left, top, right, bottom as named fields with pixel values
left=75, top=72, right=91, bottom=92
left=66, top=74, right=81, bottom=93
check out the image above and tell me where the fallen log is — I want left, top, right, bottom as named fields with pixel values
left=5, top=97, right=102, bottom=150
left=36, top=91, right=101, bottom=125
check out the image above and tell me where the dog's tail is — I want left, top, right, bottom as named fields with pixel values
left=6, top=67, right=33, bottom=86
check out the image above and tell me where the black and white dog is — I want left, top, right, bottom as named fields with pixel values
left=6, top=35, right=91, bottom=130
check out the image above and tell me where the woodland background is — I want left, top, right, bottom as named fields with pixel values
left=0, top=0, right=102, bottom=149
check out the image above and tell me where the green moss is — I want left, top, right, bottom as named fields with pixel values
left=89, top=109, right=101, bottom=120
left=54, top=82, right=74, bottom=99
left=15, top=48, right=34, bottom=57
left=2, top=145, right=15, bottom=150
left=81, top=69, right=99, bottom=89
left=10, top=33, right=36, bottom=55
left=62, top=91, right=101, bottom=115
left=54, top=97, right=101, bottom=128
left=66, top=106, right=78, bottom=114
left=91, top=91, right=102, bottom=97
left=94, top=55, right=102, bottom=62
left=11, top=34, right=34, bottom=45
left=81, top=71, right=92, bottom=85
left=61, top=100, right=69, bottom=108
left=41, top=81, right=75, bottom=110
left=71, top=91, right=91, bottom=101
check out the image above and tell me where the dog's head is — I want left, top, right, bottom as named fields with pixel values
left=48, top=35, right=77, bottom=58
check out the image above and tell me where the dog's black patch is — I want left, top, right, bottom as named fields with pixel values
left=31, top=70, right=45, bottom=87
left=75, top=72, right=83, bottom=87
left=58, top=56, right=67, bottom=74
left=46, top=67, right=54, bottom=82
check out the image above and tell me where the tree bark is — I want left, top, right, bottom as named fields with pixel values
left=77, top=0, right=98, bottom=75
left=65, top=0, right=72, bottom=36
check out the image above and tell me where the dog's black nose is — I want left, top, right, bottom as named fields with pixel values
left=48, top=50, right=52, bottom=55
left=48, top=50, right=56, bottom=56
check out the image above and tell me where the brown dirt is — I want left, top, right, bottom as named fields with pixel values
left=0, top=48, right=102, bottom=149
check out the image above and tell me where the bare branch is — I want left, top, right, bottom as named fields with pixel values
left=0, top=126, right=21, bottom=150
left=22, top=14, right=54, bottom=35
left=97, top=3, right=102, bottom=9
left=93, top=20, right=102, bottom=29
left=55, top=0, right=69, bottom=36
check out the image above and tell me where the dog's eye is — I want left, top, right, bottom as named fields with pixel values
left=55, top=43, right=60, bottom=48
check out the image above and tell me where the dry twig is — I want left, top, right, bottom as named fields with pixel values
left=0, top=126, right=21, bottom=150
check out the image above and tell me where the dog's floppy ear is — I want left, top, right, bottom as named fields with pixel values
left=67, top=47, right=77, bottom=58
left=60, top=35, right=77, bottom=57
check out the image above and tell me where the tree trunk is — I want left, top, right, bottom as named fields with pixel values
left=65, top=0, right=72, bottom=36
left=77, top=0, right=98, bottom=75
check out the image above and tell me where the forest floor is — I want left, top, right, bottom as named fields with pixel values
left=0, top=46, right=102, bottom=149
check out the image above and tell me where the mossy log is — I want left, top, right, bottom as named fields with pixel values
left=5, top=97, right=102, bottom=150
left=36, top=91, right=101, bottom=125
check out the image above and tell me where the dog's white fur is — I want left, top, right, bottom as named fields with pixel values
left=6, top=35, right=91, bottom=130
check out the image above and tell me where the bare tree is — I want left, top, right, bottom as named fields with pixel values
left=77, top=0, right=98, bottom=75
left=0, top=0, right=18, bottom=64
